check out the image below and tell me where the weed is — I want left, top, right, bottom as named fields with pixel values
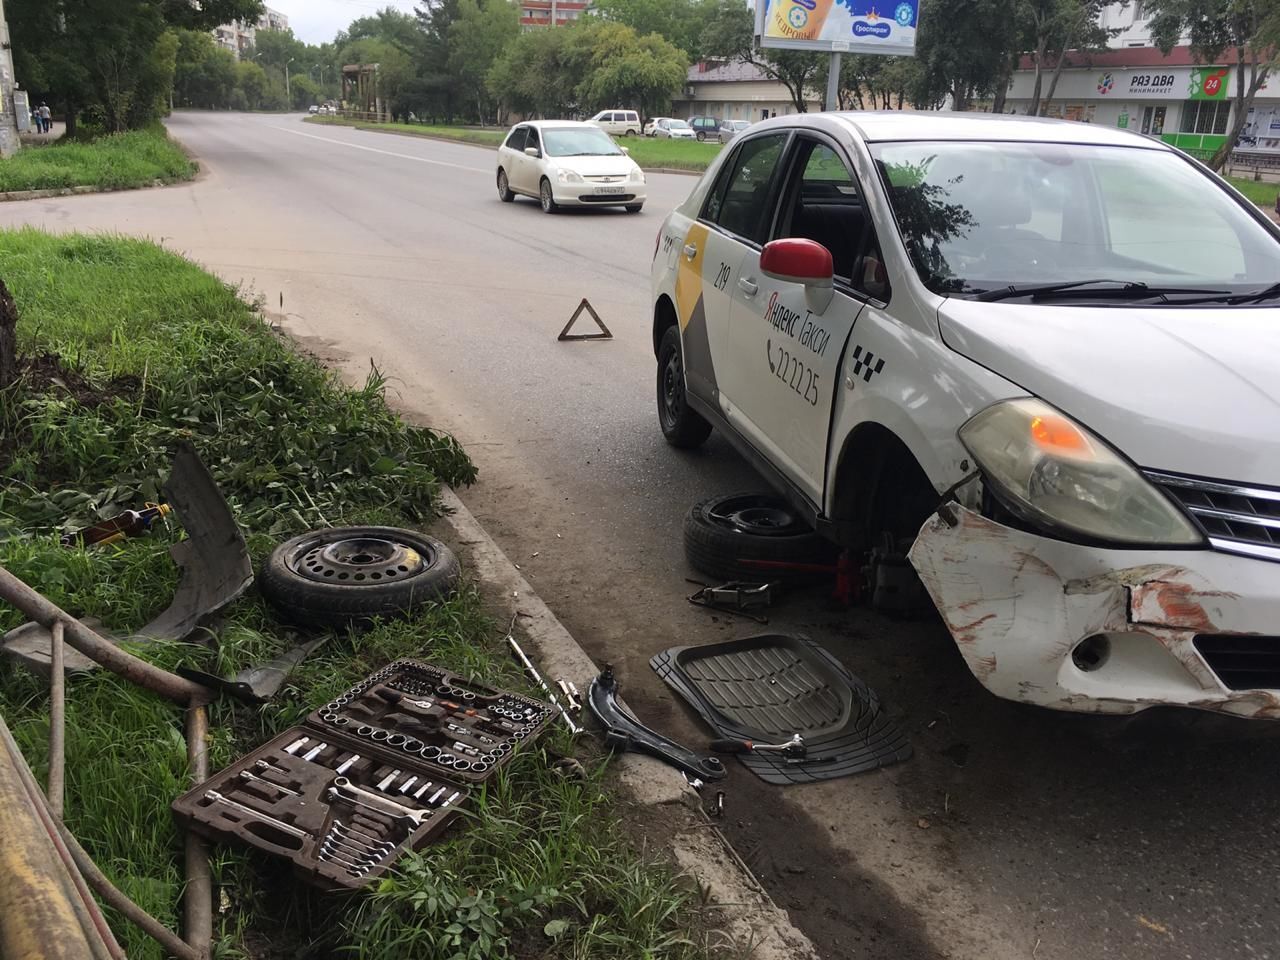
left=0, top=126, right=195, bottom=193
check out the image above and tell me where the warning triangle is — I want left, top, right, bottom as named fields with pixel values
left=558, top=298, right=612, bottom=341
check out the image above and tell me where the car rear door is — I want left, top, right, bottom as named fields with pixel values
left=726, top=135, right=887, bottom=503
left=516, top=127, right=543, bottom=194
left=677, top=131, right=792, bottom=418
left=501, top=126, right=528, bottom=192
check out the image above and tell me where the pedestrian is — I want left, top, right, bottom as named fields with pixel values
left=39, top=102, right=51, bottom=134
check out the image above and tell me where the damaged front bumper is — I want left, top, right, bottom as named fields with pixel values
left=908, top=504, right=1280, bottom=719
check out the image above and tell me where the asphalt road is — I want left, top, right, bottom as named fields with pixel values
left=5, top=112, right=1280, bottom=960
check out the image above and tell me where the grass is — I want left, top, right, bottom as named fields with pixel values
left=304, top=115, right=723, bottom=171
left=0, top=229, right=714, bottom=960
left=1227, top=175, right=1279, bottom=211
left=0, top=126, right=196, bottom=194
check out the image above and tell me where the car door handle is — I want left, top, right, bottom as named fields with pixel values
left=738, top=277, right=759, bottom=297
left=683, top=244, right=697, bottom=259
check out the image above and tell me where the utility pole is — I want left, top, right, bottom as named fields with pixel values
left=0, top=0, right=22, bottom=157
left=285, top=57, right=295, bottom=109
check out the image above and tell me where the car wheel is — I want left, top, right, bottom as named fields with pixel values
left=625, top=204, right=643, bottom=214
left=657, top=324, right=711, bottom=449
left=259, top=526, right=461, bottom=627
left=539, top=178, right=559, bottom=214
left=496, top=168, right=514, bottom=202
left=625, top=129, right=636, bottom=137
left=696, top=131, right=705, bottom=141
left=683, top=493, right=836, bottom=584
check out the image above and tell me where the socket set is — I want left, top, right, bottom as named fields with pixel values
left=304, top=659, right=557, bottom=783
left=172, top=660, right=553, bottom=890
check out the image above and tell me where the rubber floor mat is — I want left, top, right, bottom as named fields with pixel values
left=650, top=634, right=910, bottom=784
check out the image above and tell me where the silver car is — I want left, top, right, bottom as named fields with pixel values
left=717, top=120, right=751, bottom=144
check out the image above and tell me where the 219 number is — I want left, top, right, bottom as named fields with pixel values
left=712, top=262, right=731, bottom=291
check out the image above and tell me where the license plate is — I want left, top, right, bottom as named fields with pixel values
left=594, top=186, right=625, bottom=195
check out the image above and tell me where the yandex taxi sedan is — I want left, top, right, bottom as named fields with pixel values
left=495, top=120, right=646, bottom=214
left=650, top=111, right=1280, bottom=719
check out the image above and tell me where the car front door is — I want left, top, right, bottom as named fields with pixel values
left=501, top=126, right=528, bottom=192
left=676, top=131, right=791, bottom=419
left=727, top=136, right=889, bottom=503
left=517, top=127, right=543, bottom=194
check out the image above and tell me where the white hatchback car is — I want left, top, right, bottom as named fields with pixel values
left=652, top=118, right=697, bottom=140
left=651, top=112, right=1280, bottom=719
left=496, top=121, right=646, bottom=214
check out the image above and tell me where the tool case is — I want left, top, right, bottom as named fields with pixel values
left=173, top=659, right=556, bottom=890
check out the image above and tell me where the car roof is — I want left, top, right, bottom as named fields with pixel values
left=523, top=120, right=599, bottom=129
left=829, top=111, right=1168, bottom=148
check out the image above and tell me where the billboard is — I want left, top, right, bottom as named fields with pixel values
left=756, top=0, right=920, bottom=55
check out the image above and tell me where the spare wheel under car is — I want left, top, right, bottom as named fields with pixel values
left=259, top=526, right=460, bottom=627
left=683, top=493, right=836, bottom=584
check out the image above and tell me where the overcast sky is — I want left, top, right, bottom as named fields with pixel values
left=268, top=0, right=421, bottom=45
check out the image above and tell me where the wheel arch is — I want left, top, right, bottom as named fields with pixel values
left=653, top=294, right=678, bottom=357
left=827, top=421, right=941, bottom=548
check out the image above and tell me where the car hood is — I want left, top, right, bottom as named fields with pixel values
left=939, top=300, right=1280, bottom=484
left=550, top=154, right=638, bottom=177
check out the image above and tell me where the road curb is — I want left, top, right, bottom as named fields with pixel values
left=436, top=486, right=820, bottom=960
left=0, top=177, right=194, bottom=203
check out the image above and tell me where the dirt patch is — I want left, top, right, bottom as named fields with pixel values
left=17, top=352, right=141, bottom=406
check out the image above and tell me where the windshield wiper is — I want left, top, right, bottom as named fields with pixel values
left=1226, top=281, right=1280, bottom=304
left=975, top=279, right=1232, bottom=303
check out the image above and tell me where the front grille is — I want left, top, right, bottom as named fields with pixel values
left=584, top=175, right=627, bottom=183
left=1194, top=635, right=1280, bottom=690
left=1147, top=471, right=1280, bottom=562
left=579, top=193, right=635, bottom=203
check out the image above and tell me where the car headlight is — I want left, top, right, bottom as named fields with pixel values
left=556, top=169, right=584, bottom=184
left=959, top=398, right=1203, bottom=545
left=630, top=166, right=645, bottom=183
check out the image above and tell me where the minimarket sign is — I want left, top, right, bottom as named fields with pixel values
left=1094, top=66, right=1230, bottom=100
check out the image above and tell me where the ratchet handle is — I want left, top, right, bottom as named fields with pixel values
left=709, top=738, right=754, bottom=754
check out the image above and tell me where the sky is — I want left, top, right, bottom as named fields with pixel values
left=268, top=0, right=421, bottom=45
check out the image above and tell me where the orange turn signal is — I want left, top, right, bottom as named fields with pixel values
left=1030, top=413, right=1091, bottom=455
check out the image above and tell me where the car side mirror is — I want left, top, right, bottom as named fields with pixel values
left=760, top=239, right=834, bottom=314
left=524, top=146, right=540, bottom=158
left=620, top=146, right=630, bottom=156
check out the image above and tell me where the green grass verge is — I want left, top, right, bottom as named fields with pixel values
left=0, top=126, right=196, bottom=194
left=1227, top=175, right=1279, bottom=210
left=0, top=229, right=713, bottom=960
left=304, top=115, right=722, bottom=171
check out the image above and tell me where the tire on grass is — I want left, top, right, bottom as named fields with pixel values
left=260, top=526, right=460, bottom=627
left=683, top=493, right=835, bottom=584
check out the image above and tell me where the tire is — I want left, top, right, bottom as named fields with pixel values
left=539, top=178, right=559, bottom=214
left=696, top=131, right=706, bottom=141
left=259, top=526, right=460, bottom=627
left=625, top=129, right=636, bottom=137
left=657, top=324, right=711, bottom=449
left=496, top=168, right=514, bottom=202
left=684, top=493, right=836, bottom=584
left=625, top=204, right=643, bottom=214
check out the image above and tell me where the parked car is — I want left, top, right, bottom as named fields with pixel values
left=687, top=116, right=721, bottom=141
left=308, top=105, right=319, bottom=114
left=644, top=117, right=671, bottom=137
left=651, top=111, right=1280, bottom=720
left=717, top=120, right=751, bottom=143
left=496, top=120, right=645, bottom=214
left=588, top=109, right=641, bottom=137
left=653, top=118, right=696, bottom=140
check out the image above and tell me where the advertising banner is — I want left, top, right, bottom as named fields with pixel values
left=1092, top=67, right=1230, bottom=100
left=757, top=0, right=920, bottom=55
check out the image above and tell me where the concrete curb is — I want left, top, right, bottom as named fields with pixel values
left=436, top=486, right=819, bottom=960
left=303, top=118, right=706, bottom=177
left=0, top=177, right=193, bottom=204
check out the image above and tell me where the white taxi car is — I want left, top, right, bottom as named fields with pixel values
left=496, top=120, right=646, bottom=214
left=651, top=112, right=1280, bottom=719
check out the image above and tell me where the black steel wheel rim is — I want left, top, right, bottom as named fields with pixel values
left=661, top=347, right=684, bottom=427
left=289, top=535, right=429, bottom=585
left=707, top=495, right=804, bottom=537
left=540, top=182, right=552, bottom=210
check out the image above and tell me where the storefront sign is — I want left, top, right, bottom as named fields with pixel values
left=1188, top=67, right=1230, bottom=100
left=1094, top=66, right=1230, bottom=100
left=757, top=0, right=919, bottom=54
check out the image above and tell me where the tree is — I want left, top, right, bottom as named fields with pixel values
left=415, top=0, right=465, bottom=121
left=448, top=0, right=520, bottom=123
left=343, top=7, right=424, bottom=53
left=339, top=38, right=415, bottom=118
left=570, top=23, right=689, bottom=117
left=289, top=74, right=320, bottom=110
left=1020, top=0, right=1115, bottom=116
left=590, top=0, right=713, bottom=59
left=1148, top=0, right=1280, bottom=170
left=174, top=30, right=238, bottom=109
left=488, top=26, right=578, bottom=118
left=236, top=61, right=270, bottom=109
left=910, top=0, right=1020, bottom=109
left=8, top=0, right=262, bottom=131
left=700, top=0, right=822, bottom=112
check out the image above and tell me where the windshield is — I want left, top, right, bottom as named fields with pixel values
left=544, top=127, right=623, bottom=158
left=871, top=141, right=1280, bottom=298
left=668, top=120, right=690, bottom=130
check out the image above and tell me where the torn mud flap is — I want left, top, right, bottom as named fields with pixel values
left=178, top=636, right=328, bottom=703
left=908, top=503, right=1280, bottom=718
left=136, top=442, right=254, bottom=642
left=587, top=666, right=727, bottom=781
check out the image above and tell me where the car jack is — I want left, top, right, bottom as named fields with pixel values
left=587, top=665, right=726, bottom=781
left=686, top=579, right=773, bottom=623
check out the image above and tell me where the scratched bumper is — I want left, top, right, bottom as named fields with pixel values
left=908, top=504, right=1280, bottom=719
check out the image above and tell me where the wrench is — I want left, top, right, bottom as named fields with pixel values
left=238, top=769, right=300, bottom=797
left=327, top=785, right=429, bottom=830
left=332, top=777, right=432, bottom=824
left=204, top=791, right=308, bottom=839
left=321, top=836, right=389, bottom=862
left=330, top=821, right=396, bottom=852
left=317, top=847, right=373, bottom=875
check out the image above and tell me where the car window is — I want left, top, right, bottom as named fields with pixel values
left=542, top=126, right=622, bottom=157
left=776, top=139, right=889, bottom=299
left=702, top=133, right=789, bottom=246
left=626, top=112, right=638, bottom=122
left=526, top=128, right=541, bottom=153
left=608, top=113, right=620, bottom=123
left=872, top=141, right=1280, bottom=296
left=505, top=127, right=527, bottom=151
